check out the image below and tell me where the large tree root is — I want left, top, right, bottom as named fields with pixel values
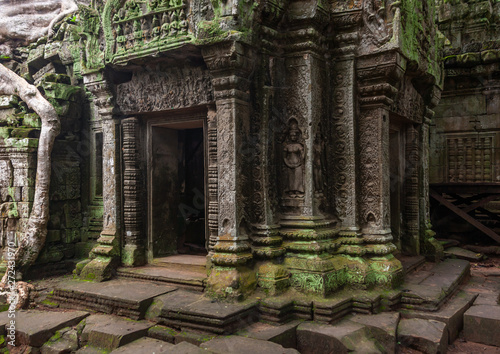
left=0, top=63, right=60, bottom=306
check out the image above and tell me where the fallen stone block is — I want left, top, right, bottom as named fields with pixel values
left=40, top=327, right=79, bottom=354
left=464, top=305, right=500, bottom=347
left=397, top=318, right=448, bottom=354
left=297, top=321, right=383, bottom=354
left=110, top=337, right=174, bottom=353
left=2, top=310, right=89, bottom=347
left=201, top=335, right=299, bottom=354
left=348, top=312, right=400, bottom=353
left=236, top=320, right=301, bottom=348
left=82, top=314, right=153, bottom=351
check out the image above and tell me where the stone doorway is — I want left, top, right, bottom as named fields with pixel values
left=148, top=119, right=207, bottom=262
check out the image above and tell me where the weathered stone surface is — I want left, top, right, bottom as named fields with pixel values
left=82, top=314, right=153, bottom=350
left=164, top=341, right=209, bottom=354
left=347, top=312, right=399, bottom=352
left=147, top=325, right=178, bottom=344
left=52, top=279, right=177, bottom=319
left=296, top=321, right=382, bottom=354
left=401, top=259, right=470, bottom=311
left=464, top=305, right=500, bottom=347
left=444, top=247, right=484, bottom=261
left=397, top=318, right=448, bottom=354
left=117, top=266, right=205, bottom=292
left=40, top=327, right=79, bottom=354
left=401, top=291, right=477, bottom=343
left=201, top=336, right=299, bottom=354
left=174, top=331, right=216, bottom=346
left=236, top=320, right=302, bottom=348
left=0, top=310, right=89, bottom=347
left=153, top=290, right=258, bottom=334
left=110, top=337, right=174, bottom=353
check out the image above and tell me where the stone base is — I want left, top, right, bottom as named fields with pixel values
left=121, top=244, right=146, bottom=267
left=285, top=255, right=347, bottom=296
left=79, top=257, right=118, bottom=282
left=423, top=234, right=444, bottom=262
left=366, top=254, right=404, bottom=288
left=257, top=263, right=290, bottom=296
left=206, top=266, right=257, bottom=300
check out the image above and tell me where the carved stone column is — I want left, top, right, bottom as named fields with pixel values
left=421, top=86, right=444, bottom=260
left=202, top=41, right=256, bottom=299
left=356, top=51, right=404, bottom=287
left=278, top=27, right=340, bottom=296
left=121, top=117, right=145, bottom=266
left=80, top=72, right=121, bottom=281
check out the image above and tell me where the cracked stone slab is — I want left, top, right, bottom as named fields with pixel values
left=0, top=310, right=89, bottom=347
left=297, top=321, right=383, bottom=354
left=110, top=337, right=174, bottom=353
left=397, top=318, right=448, bottom=354
left=82, top=314, right=153, bottom=351
left=464, top=305, right=500, bottom=347
left=347, top=312, right=400, bottom=353
left=201, top=336, right=299, bottom=354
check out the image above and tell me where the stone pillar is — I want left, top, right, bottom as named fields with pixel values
left=421, top=87, right=444, bottom=260
left=202, top=42, right=256, bottom=300
left=121, top=117, right=145, bottom=266
left=278, top=29, right=340, bottom=296
left=403, top=124, right=420, bottom=255
left=356, top=51, right=404, bottom=287
left=80, top=72, right=121, bottom=281
left=252, top=79, right=287, bottom=295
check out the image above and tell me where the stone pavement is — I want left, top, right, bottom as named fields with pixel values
left=0, top=257, right=497, bottom=353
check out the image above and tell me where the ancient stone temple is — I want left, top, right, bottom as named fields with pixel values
left=431, top=0, right=500, bottom=243
left=0, top=0, right=444, bottom=300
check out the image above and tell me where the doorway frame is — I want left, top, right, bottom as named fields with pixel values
left=145, top=109, right=208, bottom=263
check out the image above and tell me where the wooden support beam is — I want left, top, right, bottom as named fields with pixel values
left=430, top=189, right=500, bottom=244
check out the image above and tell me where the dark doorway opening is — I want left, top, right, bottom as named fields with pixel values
left=150, top=122, right=206, bottom=258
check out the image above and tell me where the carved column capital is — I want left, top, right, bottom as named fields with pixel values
left=83, top=72, right=117, bottom=119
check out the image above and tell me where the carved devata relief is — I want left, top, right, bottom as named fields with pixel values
left=283, top=118, right=305, bottom=199
left=110, top=0, right=191, bottom=61
left=361, top=0, right=399, bottom=49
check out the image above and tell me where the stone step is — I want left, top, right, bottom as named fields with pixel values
left=153, top=254, right=207, bottom=274
left=50, top=278, right=177, bottom=320
left=464, top=304, right=500, bottom=347
left=0, top=309, right=89, bottom=347
left=147, top=289, right=258, bottom=334
left=117, top=265, right=206, bottom=292
left=398, top=255, right=426, bottom=275
left=200, top=335, right=299, bottom=354
left=400, top=290, right=477, bottom=343
left=401, top=258, right=470, bottom=311
left=397, top=318, right=448, bottom=354
left=81, top=314, right=153, bottom=351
